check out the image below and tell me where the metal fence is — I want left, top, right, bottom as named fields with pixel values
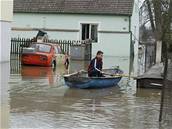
left=139, top=42, right=156, bottom=73
left=11, top=38, right=32, bottom=55
left=144, top=43, right=156, bottom=71
left=11, top=38, right=92, bottom=59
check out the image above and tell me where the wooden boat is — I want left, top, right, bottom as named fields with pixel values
left=64, top=69, right=123, bottom=89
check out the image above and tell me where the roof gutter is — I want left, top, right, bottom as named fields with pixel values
left=13, top=11, right=132, bottom=17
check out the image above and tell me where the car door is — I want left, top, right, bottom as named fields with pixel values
left=54, top=45, right=65, bottom=65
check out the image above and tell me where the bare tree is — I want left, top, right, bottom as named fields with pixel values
left=145, top=0, right=155, bottom=32
left=144, top=0, right=172, bottom=122
left=144, top=0, right=172, bottom=63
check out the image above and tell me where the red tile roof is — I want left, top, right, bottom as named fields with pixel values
left=14, top=0, right=134, bottom=15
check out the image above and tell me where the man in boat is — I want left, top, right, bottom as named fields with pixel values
left=88, top=51, right=104, bottom=77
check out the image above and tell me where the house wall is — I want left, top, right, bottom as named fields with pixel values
left=0, top=0, right=13, bottom=62
left=131, top=0, right=140, bottom=75
left=0, top=0, right=13, bottom=21
left=12, top=13, right=131, bottom=56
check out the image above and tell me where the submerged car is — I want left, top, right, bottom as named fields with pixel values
left=21, top=42, right=65, bottom=67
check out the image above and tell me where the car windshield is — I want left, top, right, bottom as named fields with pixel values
left=31, top=44, right=51, bottom=53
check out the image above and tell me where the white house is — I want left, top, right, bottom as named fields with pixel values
left=0, top=1, right=13, bottom=129
left=12, top=0, right=139, bottom=73
left=13, top=0, right=139, bottom=55
left=0, top=0, right=13, bottom=62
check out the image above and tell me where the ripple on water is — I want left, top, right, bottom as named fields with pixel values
left=7, top=60, right=164, bottom=129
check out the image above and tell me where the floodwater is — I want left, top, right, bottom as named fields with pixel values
left=0, top=56, right=166, bottom=129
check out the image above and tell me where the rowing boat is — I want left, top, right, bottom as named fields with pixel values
left=64, top=69, right=123, bottom=89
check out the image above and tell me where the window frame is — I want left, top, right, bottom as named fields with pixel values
left=80, top=23, right=98, bottom=43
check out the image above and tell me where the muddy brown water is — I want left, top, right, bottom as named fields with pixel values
left=0, top=57, right=168, bottom=129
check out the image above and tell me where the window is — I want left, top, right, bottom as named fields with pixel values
left=81, top=24, right=98, bottom=42
left=54, top=46, right=62, bottom=54
left=31, top=44, right=51, bottom=53
left=54, top=46, right=59, bottom=54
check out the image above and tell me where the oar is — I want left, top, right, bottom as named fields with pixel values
left=103, top=72, right=136, bottom=79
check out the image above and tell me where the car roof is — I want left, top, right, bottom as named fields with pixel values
left=32, top=42, right=60, bottom=46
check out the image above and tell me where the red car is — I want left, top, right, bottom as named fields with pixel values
left=21, top=42, right=65, bottom=67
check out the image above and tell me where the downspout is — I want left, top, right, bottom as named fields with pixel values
left=129, top=16, right=134, bottom=79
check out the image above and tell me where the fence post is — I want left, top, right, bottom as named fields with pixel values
left=10, top=38, right=13, bottom=55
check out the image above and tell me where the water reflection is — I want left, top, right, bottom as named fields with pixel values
left=9, top=85, right=161, bottom=129
left=10, top=60, right=89, bottom=87
left=68, top=60, right=89, bottom=73
left=21, top=66, right=67, bottom=86
left=6, top=58, right=168, bottom=129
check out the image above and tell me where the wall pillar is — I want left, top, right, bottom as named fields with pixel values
left=0, top=22, right=11, bottom=62
left=0, top=0, right=13, bottom=62
left=156, top=40, right=162, bottom=64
